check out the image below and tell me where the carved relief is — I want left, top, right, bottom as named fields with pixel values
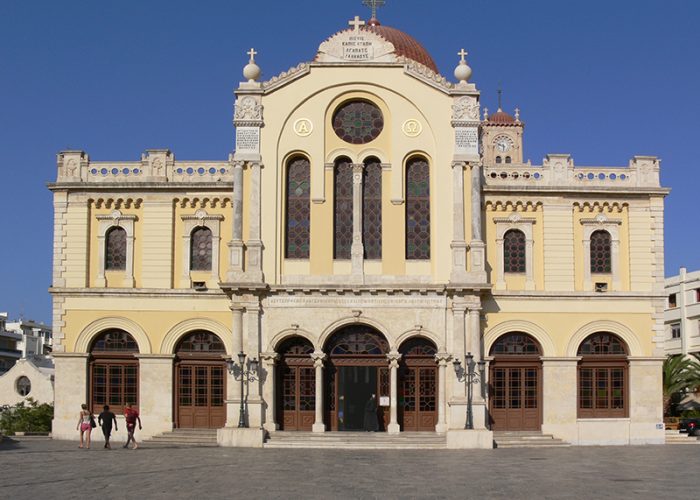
left=452, top=96, right=479, bottom=121
left=234, top=96, right=263, bottom=121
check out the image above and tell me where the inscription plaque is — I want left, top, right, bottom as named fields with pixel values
left=236, top=127, right=260, bottom=154
left=455, top=127, right=479, bottom=156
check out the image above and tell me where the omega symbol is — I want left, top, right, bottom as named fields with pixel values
left=402, top=119, right=422, bottom=137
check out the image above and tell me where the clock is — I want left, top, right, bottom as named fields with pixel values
left=494, top=135, right=513, bottom=153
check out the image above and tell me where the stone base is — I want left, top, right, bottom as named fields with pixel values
left=312, top=422, right=326, bottom=433
left=387, top=422, right=400, bottom=434
left=217, top=427, right=265, bottom=448
left=446, top=429, right=494, bottom=449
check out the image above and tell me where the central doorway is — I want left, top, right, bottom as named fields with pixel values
left=398, top=337, right=438, bottom=431
left=324, top=325, right=390, bottom=431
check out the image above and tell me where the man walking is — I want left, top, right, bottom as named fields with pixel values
left=123, top=403, right=142, bottom=450
left=98, top=405, right=118, bottom=449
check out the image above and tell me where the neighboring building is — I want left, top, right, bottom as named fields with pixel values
left=0, top=313, right=22, bottom=375
left=665, top=267, right=700, bottom=357
left=49, top=8, right=668, bottom=446
left=5, top=318, right=53, bottom=357
left=0, top=357, right=54, bottom=407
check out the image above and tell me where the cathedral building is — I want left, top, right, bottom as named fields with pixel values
left=49, top=9, right=668, bottom=447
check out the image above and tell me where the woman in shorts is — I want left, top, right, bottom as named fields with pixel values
left=76, top=403, right=93, bottom=449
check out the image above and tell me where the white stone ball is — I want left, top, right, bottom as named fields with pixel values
left=454, top=62, right=472, bottom=82
left=243, top=62, right=261, bottom=82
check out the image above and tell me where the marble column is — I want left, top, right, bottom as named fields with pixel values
left=450, top=161, right=468, bottom=282
left=260, top=352, right=279, bottom=433
left=227, top=160, right=245, bottom=280
left=351, top=163, right=364, bottom=280
left=245, top=304, right=263, bottom=427
left=468, top=307, right=483, bottom=403
left=311, top=352, right=327, bottom=432
left=245, top=161, right=264, bottom=281
left=469, top=162, right=486, bottom=276
left=387, top=351, right=402, bottom=434
left=435, top=352, right=451, bottom=433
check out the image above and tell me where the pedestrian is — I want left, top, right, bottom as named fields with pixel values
left=98, top=405, right=118, bottom=449
left=76, top=403, right=93, bottom=449
left=363, top=394, right=379, bottom=432
left=123, top=403, right=142, bottom=449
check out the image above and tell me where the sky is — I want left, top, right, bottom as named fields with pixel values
left=1, top=0, right=698, bottom=324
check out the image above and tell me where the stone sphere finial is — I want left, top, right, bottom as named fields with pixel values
left=454, top=48, right=472, bottom=83
left=243, top=47, right=261, bottom=82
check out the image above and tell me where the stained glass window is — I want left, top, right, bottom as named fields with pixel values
left=363, top=158, right=382, bottom=259
left=190, top=227, right=212, bottom=271
left=590, top=230, right=611, bottom=273
left=489, top=333, right=541, bottom=356
left=334, top=158, right=353, bottom=259
left=91, top=329, right=139, bottom=352
left=326, top=326, right=389, bottom=355
left=577, top=333, right=627, bottom=356
left=332, top=101, right=384, bottom=144
left=405, top=157, right=430, bottom=259
left=285, top=157, right=310, bottom=258
left=400, top=337, right=437, bottom=356
left=279, top=337, right=314, bottom=357
left=105, top=227, right=126, bottom=271
left=176, top=331, right=226, bottom=353
left=504, top=229, right=526, bottom=273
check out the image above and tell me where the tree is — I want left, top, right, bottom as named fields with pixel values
left=663, top=354, right=700, bottom=416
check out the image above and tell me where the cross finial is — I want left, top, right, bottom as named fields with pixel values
left=497, top=85, right=503, bottom=111
left=349, top=15, right=366, bottom=32
left=458, top=48, right=468, bottom=62
left=247, top=48, right=257, bottom=63
left=515, top=107, right=520, bottom=121
left=363, top=0, right=386, bottom=20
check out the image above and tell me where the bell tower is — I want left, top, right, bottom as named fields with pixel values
left=481, top=90, right=524, bottom=165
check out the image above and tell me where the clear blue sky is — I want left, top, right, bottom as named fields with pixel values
left=1, top=0, right=698, bottom=323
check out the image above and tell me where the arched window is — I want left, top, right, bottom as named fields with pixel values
left=175, top=330, right=226, bottom=353
left=590, top=230, right=611, bottom=273
left=325, top=325, right=389, bottom=356
left=577, top=332, right=628, bottom=418
left=505, top=156, right=512, bottom=164
left=503, top=229, right=526, bottom=273
left=363, top=157, right=382, bottom=259
left=489, top=333, right=541, bottom=356
left=90, top=329, right=139, bottom=413
left=190, top=227, right=212, bottom=271
left=105, top=227, right=127, bottom=271
left=285, top=157, right=311, bottom=259
left=16, top=376, right=31, bottom=397
left=496, top=156, right=502, bottom=164
left=405, top=157, right=430, bottom=260
left=333, top=157, right=353, bottom=259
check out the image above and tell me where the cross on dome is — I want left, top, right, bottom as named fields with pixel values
left=458, top=48, right=468, bottom=62
left=362, top=0, right=386, bottom=20
left=348, top=15, right=366, bottom=32
left=247, top=48, right=258, bottom=63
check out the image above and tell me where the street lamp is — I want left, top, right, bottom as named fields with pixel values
left=453, top=352, right=486, bottom=430
left=226, top=350, right=259, bottom=428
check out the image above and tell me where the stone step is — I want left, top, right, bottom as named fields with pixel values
left=264, top=431, right=447, bottom=449
left=493, top=431, right=570, bottom=448
left=142, top=429, right=219, bottom=447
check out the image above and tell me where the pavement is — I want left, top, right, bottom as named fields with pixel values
left=0, top=437, right=695, bottom=499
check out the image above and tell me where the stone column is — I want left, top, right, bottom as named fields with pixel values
left=260, top=352, right=279, bottom=433
left=245, top=303, right=263, bottom=427
left=525, top=235, right=535, bottom=290
left=51, top=353, right=89, bottom=440
left=611, top=237, right=621, bottom=290
left=351, top=163, right=364, bottom=280
left=387, top=351, right=402, bottom=434
left=449, top=303, right=467, bottom=429
left=311, top=352, right=327, bottom=432
left=469, top=162, right=486, bottom=276
left=450, top=162, right=468, bottom=282
left=225, top=305, right=245, bottom=427
left=435, top=353, right=451, bottom=433
left=245, top=162, right=264, bottom=282
left=540, top=357, right=578, bottom=444
left=227, top=160, right=245, bottom=280
left=468, top=307, right=483, bottom=403
left=136, top=354, right=175, bottom=438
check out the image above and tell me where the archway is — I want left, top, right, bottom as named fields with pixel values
left=488, top=332, right=542, bottom=431
left=398, top=337, right=437, bottom=431
left=323, top=325, right=389, bottom=431
left=276, top=336, right=315, bottom=431
left=174, top=330, right=226, bottom=429
left=89, top=329, right=139, bottom=414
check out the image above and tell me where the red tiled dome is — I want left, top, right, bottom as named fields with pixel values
left=361, top=24, right=438, bottom=73
left=487, top=110, right=516, bottom=124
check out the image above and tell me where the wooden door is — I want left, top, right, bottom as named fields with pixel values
left=399, top=365, right=437, bottom=431
left=489, top=363, right=541, bottom=431
left=326, top=363, right=389, bottom=431
left=176, top=362, right=226, bottom=428
left=278, top=364, right=315, bottom=431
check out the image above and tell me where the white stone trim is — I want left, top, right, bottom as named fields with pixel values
left=565, top=320, right=642, bottom=357
left=160, top=318, right=233, bottom=355
left=180, top=210, right=224, bottom=287
left=484, top=319, right=556, bottom=357
left=581, top=216, right=621, bottom=291
left=267, top=327, right=316, bottom=352
left=494, top=213, right=536, bottom=290
left=96, top=210, right=137, bottom=287
left=74, top=316, right=152, bottom=354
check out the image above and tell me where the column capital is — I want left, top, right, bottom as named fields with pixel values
left=451, top=160, right=466, bottom=170
left=435, top=352, right=452, bottom=365
left=232, top=160, right=245, bottom=170
left=311, top=351, right=327, bottom=367
left=259, top=351, right=280, bottom=363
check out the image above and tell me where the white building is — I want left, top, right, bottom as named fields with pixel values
left=0, top=314, right=22, bottom=375
left=4, top=317, right=53, bottom=358
left=665, top=267, right=700, bottom=356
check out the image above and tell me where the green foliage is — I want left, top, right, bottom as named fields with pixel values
left=681, top=409, right=700, bottom=418
left=0, top=398, right=54, bottom=435
left=663, top=355, right=700, bottom=416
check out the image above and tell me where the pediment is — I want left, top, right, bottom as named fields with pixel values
left=317, top=29, right=397, bottom=64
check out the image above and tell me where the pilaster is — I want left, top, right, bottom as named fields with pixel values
left=260, top=351, right=280, bottom=433
left=351, top=163, right=365, bottom=281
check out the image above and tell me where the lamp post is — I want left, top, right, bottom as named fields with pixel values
left=226, top=351, right=259, bottom=428
left=453, top=352, right=486, bottom=430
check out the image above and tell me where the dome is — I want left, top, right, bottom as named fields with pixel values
left=362, top=24, right=438, bottom=73
left=486, top=109, right=517, bottom=125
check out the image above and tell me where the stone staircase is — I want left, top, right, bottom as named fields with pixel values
left=142, top=428, right=219, bottom=447
left=264, top=431, right=447, bottom=449
left=493, top=431, right=570, bottom=448
left=665, top=430, right=700, bottom=445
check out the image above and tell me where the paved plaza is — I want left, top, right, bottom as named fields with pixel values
left=0, top=438, right=696, bottom=499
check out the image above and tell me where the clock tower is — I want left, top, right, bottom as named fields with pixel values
left=481, top=97, right=524, bottom=165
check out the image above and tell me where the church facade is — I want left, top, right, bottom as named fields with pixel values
left=49, top=12, right=668, bottom=447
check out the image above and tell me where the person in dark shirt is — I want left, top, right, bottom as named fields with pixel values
left=98, top=405, right=118, bottom=449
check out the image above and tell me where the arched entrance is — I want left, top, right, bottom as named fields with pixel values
left=175, top=330, right=226, bottom=428
left=324, top=325, right=390, bottom=431
left=398, top=337, right=438, bottom=431
left=89, top=329, right=139, bottom=414
left=488, top=332, right=542, bottom=431
left=276, top=337, right=315, bottom=431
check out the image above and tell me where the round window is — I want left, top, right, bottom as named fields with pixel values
left=332, top=101, right=384, bottom=144
left=16, top=376, right=31, bottom=397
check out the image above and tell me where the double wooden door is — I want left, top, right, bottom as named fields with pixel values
left=399, top=365, right=437, bottom=431
left=489, top=362, right=541, bottom=431
left=176, top=361, right=226, bottom=428
left=277, top=363, right=315, bottom=431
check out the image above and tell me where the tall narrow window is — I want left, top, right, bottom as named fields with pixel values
left=363, top=158, right=382, bottom=259
left=105, top=227, right=127, bottom=271
left=190, top=227, right=212, bottom=271
left=334, top=158, right=353, bottom=259
left=590, top=230, right=611, bottom=273
left=285, top=157, right=311, bottom=258
left=406, top=157, right=430, bottom=260
left=503, top=229, right=526, bottom=273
